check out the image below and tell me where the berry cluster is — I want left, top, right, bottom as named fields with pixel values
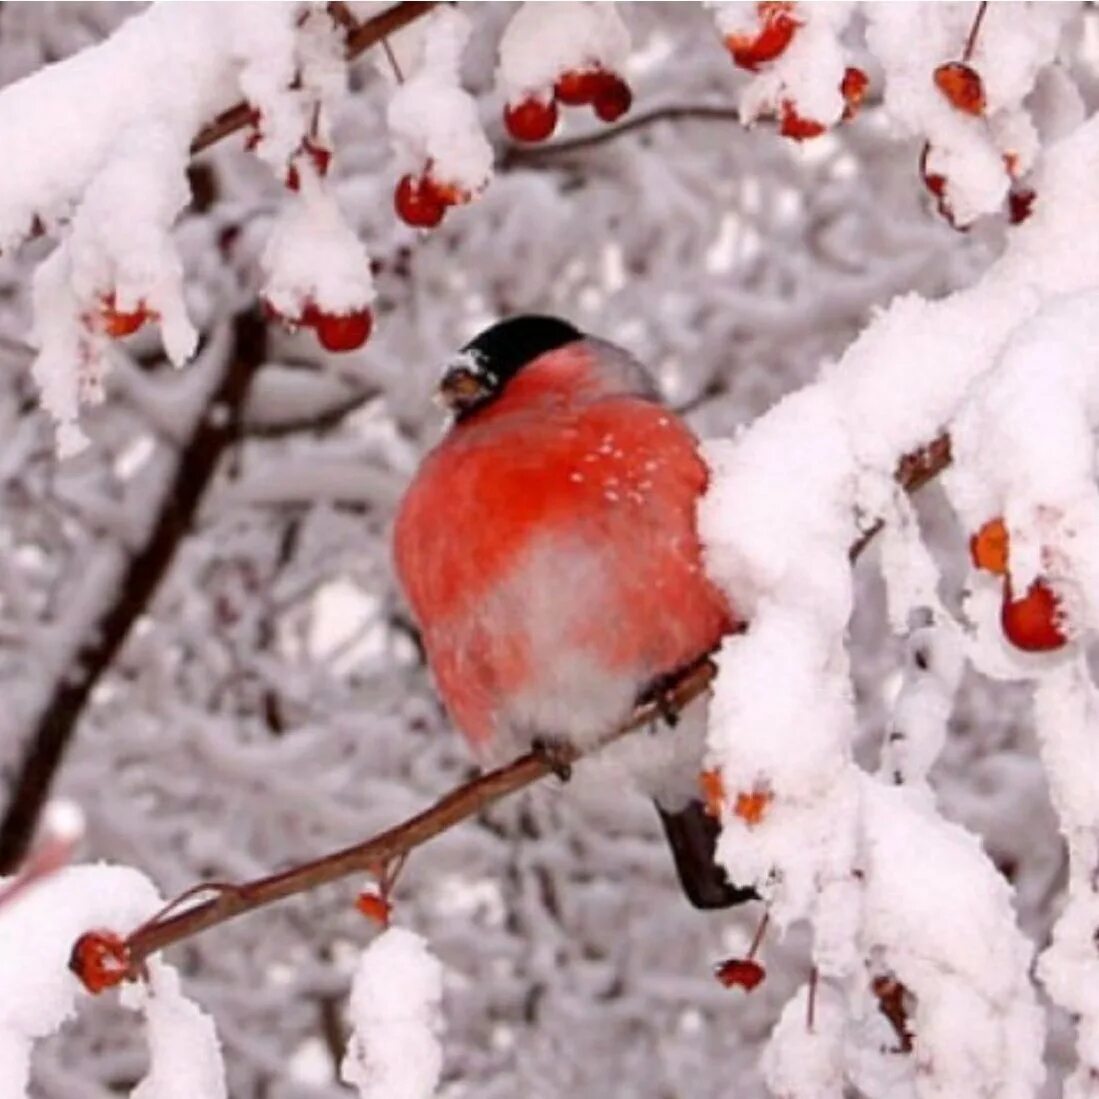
left=504, top=65, right=633, bottom=144
left=970, top=517, right=1067, bottom=653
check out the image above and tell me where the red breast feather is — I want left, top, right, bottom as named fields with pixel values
left=393, top=345, right=734, bottom=760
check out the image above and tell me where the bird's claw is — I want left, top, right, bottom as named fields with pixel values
left=531, top=738, right=574, bottom=782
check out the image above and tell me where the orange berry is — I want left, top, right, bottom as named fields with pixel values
left=504, top=97, right=558, bottom=142
left=699, top=768, right=726, bottom=818
left=99, top=293, right=149, bottom=338
left=714, top=957, right=766, bottom=991
left=933, top=61, right=986, bottom=116
left=69, top=929, right=130, bottom=993
left=355, top=891, right=391, bottom=926
left=1001, top=579, right=1067, bottom=653
left=970, top=517, right=1009, bottom=576
left=733, top=788, right=773, bottom=827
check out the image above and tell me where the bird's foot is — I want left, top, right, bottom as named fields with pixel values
left=531, top=737, right=574, bottom=782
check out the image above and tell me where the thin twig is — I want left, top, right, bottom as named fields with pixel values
left=962, top=1, right=989, bottom=63
left=113, top=433, right=954, bottom=978
left=124, top=659, right=717, bottom=972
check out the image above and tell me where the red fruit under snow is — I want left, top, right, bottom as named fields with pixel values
left=841, top=66, right=869, bottom=119
left=505, top=97, right=558, bottom=142
left=699, top=768, right=726, bottom=818
left=395, top=174, right=446, bottom=228
left=69, top=929, right=130, bottom=993
left=1009, top=188, right=1036, bottom=225
left=313, top=308, right=373, bottom=353
left=1001, top=579, right=1067, bottom=653
left=286, top=138, right=332, bottom=192
left=592, top=73, right=632, bottom=123
left=555, top=68, right=603, bottom=106
left=779, top=101, right=826, bottom=141
left=714, top=957, right=767, bottom=991
left=933, top=61, right=986, bottom=116
left=99, top=293, right=149, bottom=338
left=724, top=2, right=799, bottom=71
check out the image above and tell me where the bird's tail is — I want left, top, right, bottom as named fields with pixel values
left=656, top=799, right=758, bottom=909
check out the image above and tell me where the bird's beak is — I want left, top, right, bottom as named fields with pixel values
left=436, top=363, right=493, bottom=415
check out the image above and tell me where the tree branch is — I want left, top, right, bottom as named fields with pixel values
left=190, top=1, right=437, bottom=156
left=0, top=312, right=269, bottom=873
left=80, top=433, right=952, bottom=985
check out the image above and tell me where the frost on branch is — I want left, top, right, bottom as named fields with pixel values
left=700, top=96, right=1099, bottom=1098
left=0, top=864, right=225, bottom=1098
left=341, top=928, right=445, bottom=1099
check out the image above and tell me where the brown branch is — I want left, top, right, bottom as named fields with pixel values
left=503, top=105, right=743, bottom=166
left=100, top=433, right=953, bottom=980
left=0, top=311, right=269, bottom=873
left=190, top=1, right=436, bottom=156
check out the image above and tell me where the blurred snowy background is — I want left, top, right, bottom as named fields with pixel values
left=0, top=2, right=1086, bottom=1096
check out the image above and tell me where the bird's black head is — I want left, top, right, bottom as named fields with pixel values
left=438, top=314, right=583, bottom=418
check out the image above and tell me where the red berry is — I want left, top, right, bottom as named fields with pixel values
left=970, top=517, right=1009, bottom=576
left=394, top=174, right=446, bottom=228
left=1001, top=579, right=1066, bottom=652
left=779, top=101, right=826, bottom=141
left=69, top=929, right=130, bottom=994
left=313, top=308, right=373, bottom=353
left=591, top=73, right=632, bottom=123
left=356, top=891, right=391, bottom=926
left=725, top=2, right=799, bottom=71
left=733, top=788, right=773, bottom=827
left=1008, top=188, right=1036, bottom=225
left=699, top=768, right=726, bottom=819
left=504, top=96, right=558, bottom=142
left=933, top=61, right=986, bottom=116
left=555, top=68, right=603, bottom=106
left=714, top=958, right=767, bottom=991
left=841, top=66, right=869, bottom=120
left=99, top=293, right=149, bottom=338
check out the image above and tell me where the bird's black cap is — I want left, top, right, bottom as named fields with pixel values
left=440, top=315, right=583, bottom=418
left=460, top=315, right=582, bottom=385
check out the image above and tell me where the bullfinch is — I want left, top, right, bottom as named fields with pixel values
left=393, top=315, right=754, bottom=908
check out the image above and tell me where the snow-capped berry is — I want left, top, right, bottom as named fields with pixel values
left=313, top=308, right=374, bottom=353
left=504, top=96, right=558, bottom=142
left=555, top=68, right=602, bottom=106
left=733, top=788, right=773, bottom=827
left=1001, top=579, right=1066, bottom=652
left=933, top=61, right=986, bottom=117
left=395, top=174, right=446, bottom=229
left=841, top=66, right=869, bottom=120
left=1009, top=188, right=1036, bottom=225
left=970, top=517, right=1009, bottom=575
left=286, top=138, right=332, bottom=192
left=724, top=2, right=799, bottom=72
left=591, top=73, right=632, bottom=123
left=699, top=768, right=725, bottom=818
left=714, top=958, right=767, bottom=991
left=99, top=293, right=150, bottom=338
left=779, top=101, right=826, bottom=141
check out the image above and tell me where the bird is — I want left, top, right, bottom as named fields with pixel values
left=393, top=315, right=754, bottom=908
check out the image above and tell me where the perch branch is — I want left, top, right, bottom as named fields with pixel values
left=90, top=433, right=951, bottom=983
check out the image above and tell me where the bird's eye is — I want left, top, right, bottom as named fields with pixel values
left=437, top=365, right=494, bottom=415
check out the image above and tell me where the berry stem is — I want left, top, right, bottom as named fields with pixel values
left=962, top=1, right=988, bottom=63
